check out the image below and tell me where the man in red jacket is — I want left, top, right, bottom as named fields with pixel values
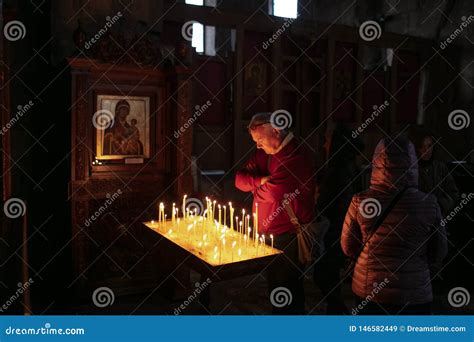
left=235, top=112, right=316, bottom=314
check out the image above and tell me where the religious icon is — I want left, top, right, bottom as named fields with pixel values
left=95, top=95, right=150, bottom=160
left=245, top=63, right=266, bottom=96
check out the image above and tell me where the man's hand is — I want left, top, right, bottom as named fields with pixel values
left=260, top=176, right=270, bottom=185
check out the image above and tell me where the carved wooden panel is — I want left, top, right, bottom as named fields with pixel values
left=68, top=59, right=192, bottom=296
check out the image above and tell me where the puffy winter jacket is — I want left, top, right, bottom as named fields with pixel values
left=341, top=137, right=448, bottom=305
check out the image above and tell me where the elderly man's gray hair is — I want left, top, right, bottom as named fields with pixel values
left=248, top=112, right=289, bottom=133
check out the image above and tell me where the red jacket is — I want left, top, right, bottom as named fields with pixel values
left=235, top=136, right=316, bottom=236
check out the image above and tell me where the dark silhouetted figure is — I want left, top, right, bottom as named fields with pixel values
left=314, top=124, right=364, bottom=314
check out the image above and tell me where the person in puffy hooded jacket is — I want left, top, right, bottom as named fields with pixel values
left=341, top=136, right=448, bottom=314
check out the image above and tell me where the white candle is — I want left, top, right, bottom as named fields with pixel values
left=229, top=203, right=234, bottom=230
left=172, top=203, right=176, bottom=224
left=223, top=206, right=226, bottom=227
left=182, top=195, right=187, bottom=220
left=270, top=234, right=274, bottom=251
left=246, top=215, right=250, bottom=237
left=255, top=202, right=259, bottom=241
left=213, top=201, right=216, bottom=221
left=239, top=221, right=243, bottom=248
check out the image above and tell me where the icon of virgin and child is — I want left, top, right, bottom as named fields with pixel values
left=102, top=99, right=144, bottom=156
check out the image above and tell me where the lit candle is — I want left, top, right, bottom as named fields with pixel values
left=253, top=213, right=256, bottom=241
left=241, top=209, right=245, bottom=234
left=229, top=203, right=234, bottom=230
left=255, top=202, right=259, bottom=241
left=246, top=215, right=250, bottom=237
left=157, top=202, right=161, bottom=222
left=218, top=205, right=222, bottom=226
left=158, top=202, right=162, bottom=223
left=172, top=203, right=176, bottom=224
left=213, top=201, right=216, bottom=221
left=239, top=221, right=243, bottom=247
left=270, top=234, right=274, bottom=251
left=235, top=216, right=239, bottom=234
left=160, top=203, right=165, bottom=228
left=182, top=195, right=187, bottom=220
left=223, top=205, right=226, bottom=227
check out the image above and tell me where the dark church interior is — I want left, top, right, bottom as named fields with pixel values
left=1, top=0, right=473, bottom=316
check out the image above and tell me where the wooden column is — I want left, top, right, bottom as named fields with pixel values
left=173, top=66, right=194, bottom=197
